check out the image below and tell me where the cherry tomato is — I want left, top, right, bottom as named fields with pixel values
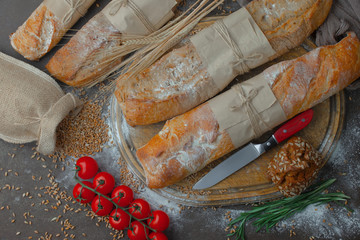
left=129, top=199, right=151, bottom=219
left=147, top=210, right=170, bottom=232
left=75, top=156, right=98, bottom=179
left=111, top=185, right=134, bottom=207
left=93, top=172, right=115, bottom=195
left=109, top=209, right=131, bottom=230
left=72, top=181, right=95, bottom=204
left=91, top=195, right=113, bottom=216
left=127, top=221, right=149, bottom=240
left=149, top=232, right=168, bottom=240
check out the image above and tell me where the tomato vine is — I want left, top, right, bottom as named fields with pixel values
left=73, top=156, right=169, bottom=240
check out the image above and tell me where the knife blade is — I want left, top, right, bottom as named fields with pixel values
left=192, top=109, right=314, bottom=190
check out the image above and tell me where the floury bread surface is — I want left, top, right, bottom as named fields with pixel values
left=136, top=33, right=360, bottom=188
left=10, top=3, right=63, bottom=61
left=46, top=12, right=122, bottom=87
left=10, top=1, right=95, bottom=61
left=116, top=0, right=333, bottom=126
left=46, top=0, right=180, bottom=87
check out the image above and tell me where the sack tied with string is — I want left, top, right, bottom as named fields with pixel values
left=0, top=52, right=82, bottom=155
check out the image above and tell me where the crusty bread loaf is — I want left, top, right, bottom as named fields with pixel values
left=136, top=33, right=360, bottom=188
left=10, top=3, right=64, bottom=61
left=46, top=12, right=122, bottom=87
left=267, top=33, right=360, bottom=119
left=267, top=136, right=323, bottom=197
left=46, top=0, right=180, bottom=87
left=116, top=0, right=333, bottom=126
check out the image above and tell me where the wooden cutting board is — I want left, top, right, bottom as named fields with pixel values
left=110, top=18, right=345, bottom=206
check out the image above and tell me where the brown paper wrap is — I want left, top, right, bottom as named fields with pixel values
left=208, top=72, right=287, bottom=148
left=43, top=0, right=96, bottom=29
left=190, top=7, right=276, bottom=91
left=102, top=0, right=177, bottom=35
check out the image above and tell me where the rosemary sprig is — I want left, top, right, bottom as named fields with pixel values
left=228, top=179, right=352, bottom=240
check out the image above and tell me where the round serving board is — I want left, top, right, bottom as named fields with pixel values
left=110, top=18, right=345, bottom=206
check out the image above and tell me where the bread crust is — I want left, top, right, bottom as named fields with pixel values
left=116, top=0, right=333, bottom=126
left=10, top=3, right=63, bottom=61
left=137, top=33, right=360, bottom=188
left=46, top=13, right=122, bottom=87
left=46, top=0, right=181, bottom=86
left=115, top=43, right=217, bottom=126
left=248, top=0, right=333, bottom=58
left=268, top=32, right=360, bottom=118
left=136, top=104, right=235, bottom=188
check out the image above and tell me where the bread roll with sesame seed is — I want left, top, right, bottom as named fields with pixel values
left=267, top=136, right=323, bottom=197
left=136, top=33, right=360, bottom=189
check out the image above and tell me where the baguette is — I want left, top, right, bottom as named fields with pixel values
left=136, top=33, right=360, bottom=188
left=115, top=0, right=332, bottom=126
left=10, top=3, right=63, bottom=61
left=46, top=12, right=122, bottom=87
left=46, top=0, right=180, bottom=87
left=10, top=1, right=94, bottom=61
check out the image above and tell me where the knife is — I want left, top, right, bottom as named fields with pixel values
left=192, top=109, right=314, bottom=190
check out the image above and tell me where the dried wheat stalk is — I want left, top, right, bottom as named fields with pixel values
left=85, top=0, right=224, bottom=88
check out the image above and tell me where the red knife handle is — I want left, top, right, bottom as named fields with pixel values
left=273, top=109, right=314, bottom=144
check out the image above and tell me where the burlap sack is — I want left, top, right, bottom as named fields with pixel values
left=0, top=52, right=82, bottom=155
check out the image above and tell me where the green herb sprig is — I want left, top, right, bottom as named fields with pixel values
left=228, top=179, right=352, bottom=240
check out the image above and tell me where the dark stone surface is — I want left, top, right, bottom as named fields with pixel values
left=0, top=1, right=359, bottom=240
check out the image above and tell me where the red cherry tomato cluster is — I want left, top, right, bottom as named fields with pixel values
left=72, top=156, right=170, bottom=240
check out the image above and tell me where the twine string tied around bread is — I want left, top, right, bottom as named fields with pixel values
left=63, top=0, right=86, bottom=25
left=109, top=0, right=156, bottom=33
left=230, top=84, right=271, bottom=138
left=213, top=20, right=263, bottom=75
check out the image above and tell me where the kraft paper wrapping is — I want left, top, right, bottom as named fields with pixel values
left=44, top=0, right=96, bottom=29
left=190, top=7, right=276, bottom=91
left=103, top=0, right=177, bottom=35
left=208, top=72, right=287, bottom=148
